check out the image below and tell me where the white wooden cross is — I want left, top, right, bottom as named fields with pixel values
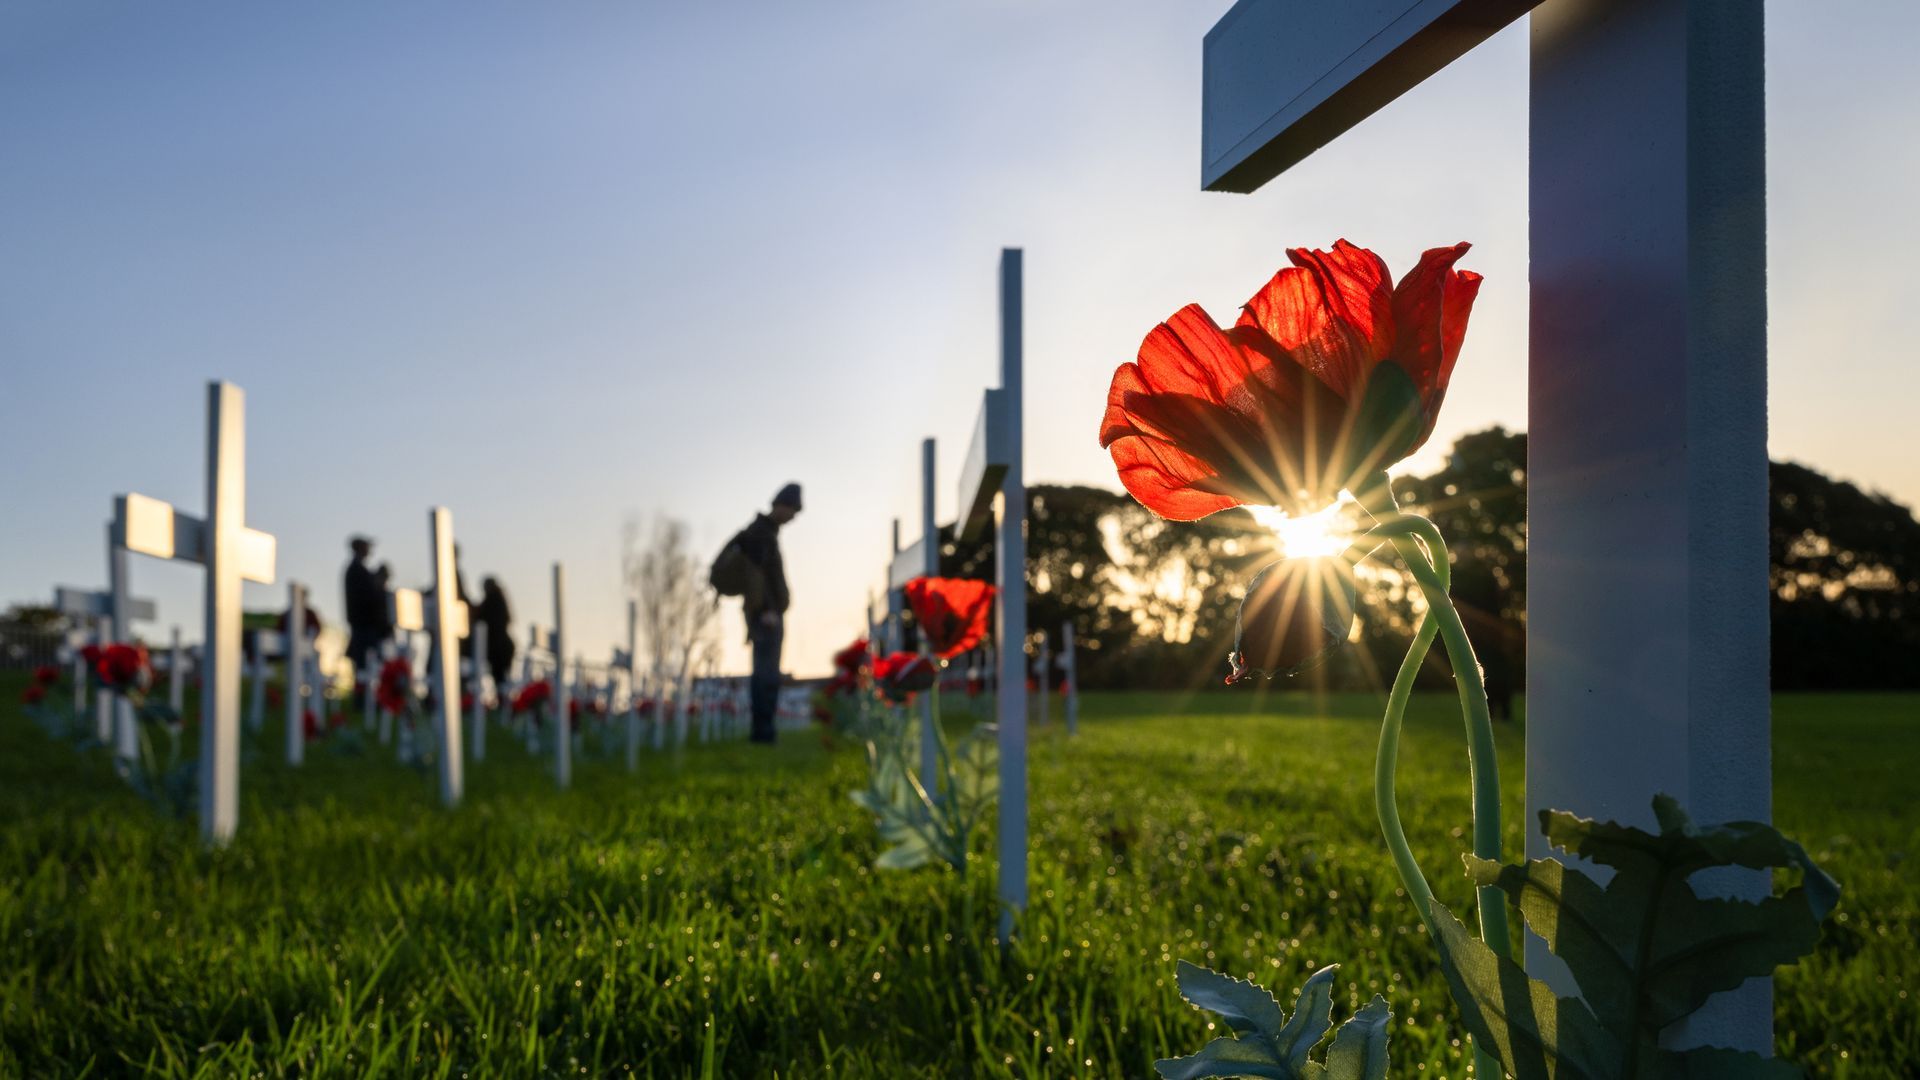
left=550, top=563, right=571, bottom=788
left=1035, top=630, right=1050, bottom=727
left=469, top=618, right=489, bottom=764
left=113, top=382, right=277, bottom=844
left=619, top=597, right=641, bottom=771
left=423, top=508, right=468, bottom=805
left=54, top=584, right=155, bottom=750
left=1060, top=621, right=1078, bottom=736
left=953, top=247, right=1027, bottom=939
left=390, top=525, right=471, bottom=806
left=284, top=584, right=310, bottom=766
left=168, top=626, right=186, bottom=715
left=1203, top=0, right=1770, bottom=1050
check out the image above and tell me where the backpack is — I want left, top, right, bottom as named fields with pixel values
left=709, top=540, right=755, bottom=598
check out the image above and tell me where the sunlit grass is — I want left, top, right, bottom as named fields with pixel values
left=0, top=678, right=1910, bottom=1077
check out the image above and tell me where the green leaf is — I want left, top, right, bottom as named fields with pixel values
left=1172, top=961, right=1286, bottom=1041
left=1156, top=963, right=1385, bottom=1080
left=1271, top=965, right=1337, bottom=1072
left=1445, top=796, right=1839, bottom=1080
left=1155, top=1036, right=1291, bottom=1080
left=1429, top=902, right=1624, bottom=1080
left=1319, top=995, right=1391, bottom=1080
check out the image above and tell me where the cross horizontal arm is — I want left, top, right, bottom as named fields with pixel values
left=117, top=492, right=276, bottom=583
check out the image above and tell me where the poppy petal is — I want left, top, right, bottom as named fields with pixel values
left=1239, top=240, right=1393, bottom=400
left=1390, top=242, right=1481, bottom=448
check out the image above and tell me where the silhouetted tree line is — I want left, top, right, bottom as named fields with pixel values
left=932, top=428, right=1918, bottom=692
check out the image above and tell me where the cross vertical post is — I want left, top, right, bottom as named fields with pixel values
left=1036, top=631, right=1050, bottom=727
left=106, top=522, right=137, bottom=761
left=168, top=626, right=185, bottom=714
left=201, top=381, right=250, bottom=844
left=285, top=583, right=308, bottom=765
left=428, top=508, right=465, bottom=805
left=994, top=247, right=1027, bottom=940
left=1526, top=0, right=1770, bottom=1049
left=91, top=614, right=112, bottom=741
left=470, top=619, right=489, bottom=764
left=1061, top=621, right=1078, bottom=736
left=918, top=437, right=939, bottom=792
left=552, top=562, right=571, bottom=788
left=625, top=598, right=641, bottom=771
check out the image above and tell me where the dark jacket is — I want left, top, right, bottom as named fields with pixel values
left=474, top=587, right=516, bottom=672
left=344, top=559, right=382, bottom=632
left=732, top=514, right=789, bottom=620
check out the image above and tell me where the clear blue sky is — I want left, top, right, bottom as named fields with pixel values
left=2, top=1, right=1913, bottom=676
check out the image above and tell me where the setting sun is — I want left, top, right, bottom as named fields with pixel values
left=1247, top=503, right=1357, bottom=560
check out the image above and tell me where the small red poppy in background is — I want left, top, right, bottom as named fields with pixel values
left=902, top=577, right=997, bottom=660
left=966, top=672, right=984, bottom=698
left=511, top=680, right=552, bottom=716
left=96, top=644, right=152, bottom=694
left=831, top=638, right=870, bottom=673
left=22, top=684, right=47, bottom=706
left=1100, top=240, right=1481, bottom=520
left=872, top=651, right=936, bottom=703
left=460, top=691, right=475, bottom=712
left=376, top=658, right=413, bottom=714
left=33, top=664, right=60, bottom=685
left=302, top=708, right=321, bottom=740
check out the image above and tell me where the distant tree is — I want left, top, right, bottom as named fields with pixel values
left=947, top=432, right=1916, bottom=693
left=2, top=604, right=62, bottom=630
left=1389, top=428, right=1529, bottom=712
left=622, top=515, right=722, bottom=702
left=1769, top=462, right=1920, bottom=688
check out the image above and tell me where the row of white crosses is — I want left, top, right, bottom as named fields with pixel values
left=1202, top=0, right=1771, bottom=1052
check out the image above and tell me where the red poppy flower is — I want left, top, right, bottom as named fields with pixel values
left=902, top=577, right=997, bottom=660
left=460, top=691, right=475, bottom=712
left=511, top=680, right=552, bottom=716
left=872, top=651, right=936, bottom=703
left=832, top=638, right=870, bottom=673
left=96, top=644, right=152, bottom=693
left=80, top=644, right=103, bottom=671
left=1100, top=240, right=1481, bottom=520
left=376, top=658, right=414, bottom=715
left=302, top=708, right=321, bottom=740
left=637, top=697, right=655, bottom=716
left=966, top=672, right=984, bottom=698
left=22, top=684, right=47, bottom=706
left=33, top=664, right=60, bottom=685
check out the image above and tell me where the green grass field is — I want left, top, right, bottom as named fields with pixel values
left=1, top=678, right=1913, bottom=1078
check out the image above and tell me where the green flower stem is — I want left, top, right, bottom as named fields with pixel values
left=1355, top=476, right=1510, bottom=1080
left=1376, top=609, right=1441, bottom=931
left=1392, top=530, right=1512, bottom=963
